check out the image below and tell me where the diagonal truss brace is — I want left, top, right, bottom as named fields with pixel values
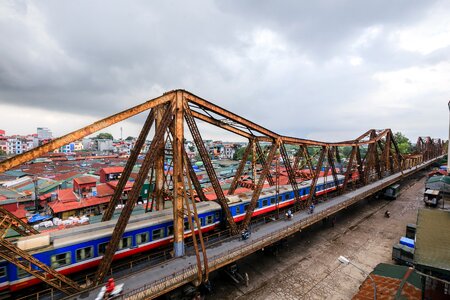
left=241, top=140, right=278, bottom=230
left=184, top=103, right=238, bottom=234
left=102, top=109, right=156, bottom=221
left=93, top=103, right=174, bottom=286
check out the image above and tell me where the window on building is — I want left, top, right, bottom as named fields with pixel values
left=98, top=242, right=108, bottom=255
left=119, top=237, right=132, bottom=249
left=152, top=228, right=164, bottom=240
left=51, top=252, right=71, bottom=268
left=205, top=215, right=214, bottom=225
left=76, top=246, right=94, bottom=262
left=136, top=232, right=149, bottom=245
left=0, top=266, right=7, bottom=278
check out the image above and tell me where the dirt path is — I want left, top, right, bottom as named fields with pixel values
left=208, top=172, right=427, bottom=300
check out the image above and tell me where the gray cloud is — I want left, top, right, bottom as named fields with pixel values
left=0, top=0, right=449, bottom=142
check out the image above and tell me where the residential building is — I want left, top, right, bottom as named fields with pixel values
left=37, top=127, right=52, bottom=140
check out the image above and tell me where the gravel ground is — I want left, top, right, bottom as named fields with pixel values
left=206, top=171, right=428, bottom=300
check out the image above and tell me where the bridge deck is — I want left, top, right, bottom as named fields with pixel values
left=69, top=159, right=437, bottom=300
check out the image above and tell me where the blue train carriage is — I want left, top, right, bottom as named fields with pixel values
left=227, top=174, right=345, bottom=222
left=5, top=201, right=222, bottom=292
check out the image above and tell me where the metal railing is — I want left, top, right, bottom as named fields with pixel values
left=119, top=158, right=440, bottom=299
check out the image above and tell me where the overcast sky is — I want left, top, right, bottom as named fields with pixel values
left=1, top=0, right=449, bottom=143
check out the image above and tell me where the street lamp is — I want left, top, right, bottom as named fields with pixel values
left=338, top=256, right=377, bottom=300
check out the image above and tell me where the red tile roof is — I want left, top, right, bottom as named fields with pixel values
left=101, top=167, right=124, bottom=174
left=96, top=183, right=114, bottom=197
left=74, top=176, right=97, bottom=185
left=12, top=206, right=28, bottom=219
left=53, top=171, right=79, bottom=181
left=58, top=188, right=78, bottom=203
left=107, top=180, right=133, bottom=191
left=49, top=196, right=111, bottom=213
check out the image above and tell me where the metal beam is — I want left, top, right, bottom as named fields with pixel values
left=305, top=146, right=326, bottom=207
left=102, top=109, right=155, bottom=221
left=228, top=140, right=253, bottom=195
left=341, top=146, right=356, bottom=192
left=172, top=91, right=185, bottom=257
left=0, top=207, right=39, bottom=236
left=241, top=140, right=278, bottom=230
left=0, top=239, right=81, bottom=295
left=279, top=142, right=300, bottom=201
left=184, top=101, right=238, bottom=234
left=0, top=93, right=173, bottom=173
left=93, top=102, right=174, bottom=286
left=255, top=141, right=275, bottom=186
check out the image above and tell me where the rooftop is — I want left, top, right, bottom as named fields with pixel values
left=414, top=208, right=450, bottom=275
left=353, top=263, right=421, bottom=300
left=101, top=166, right=124, bottom=174
left=74, top=176, right=98, bottom=185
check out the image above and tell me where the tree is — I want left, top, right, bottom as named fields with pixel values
left=0, top=149, right=6, bottom=156
left=233, top=145, right=253, bottom=161
left=125, top=136, right=134, bottom=141
left=95, top=132, right=114, bottom=140
left=394, top=132, right=412, bottom=154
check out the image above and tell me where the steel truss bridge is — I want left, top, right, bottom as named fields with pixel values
left=0, top=90, right=444, bottom=298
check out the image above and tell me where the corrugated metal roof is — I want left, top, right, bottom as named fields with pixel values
left=426, top=175, right=450, bottom=184
left=414, top=208, right=450, bottom=274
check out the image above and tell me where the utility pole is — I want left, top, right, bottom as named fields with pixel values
left=447, top=101, right=450, bottom=174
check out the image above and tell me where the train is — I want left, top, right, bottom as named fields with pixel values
left=0, top=174, right=345, bottom=292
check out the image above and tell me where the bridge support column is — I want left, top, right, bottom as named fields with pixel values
left=173, top=91, right=185, bottom=257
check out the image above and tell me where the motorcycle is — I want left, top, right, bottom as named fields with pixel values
left=241, top=229, right=251, bottom=240
left=95, top=283, right=124, bottom=300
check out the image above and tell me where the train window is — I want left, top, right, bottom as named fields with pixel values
left=199, top=218, right=204, bottom=226
left=215, top=212, right=220, bottom=220
left=244, top=204, right=249, bottom=211
left=184, top=221, right=190, bottom=231
left=136, top=232, right=149, bottom=245
left=286, top=193, right=292, bottom=200
left=235, top=206, right=241, bottom=214
left=76, top=246, right=93, bottom=262
left=0, top=266, right=6, bottom=278
left=270, top=197, right=276, bottom=205
left=51, top=252, right=71, bottom=269
left=278, top=195, right=283, bottom=202
left=119, top=237, right=132, bottom=249
left=205, top=215, right=214, bottom=225
left=98, top=242, right=108, bottom=255
left=167, top=225, right=174, bottom=236
left=152, top=228, right=164, bottom=240
left=17, top=265, right=30, bottom=279
left=262, top=199, right=268, bottom=207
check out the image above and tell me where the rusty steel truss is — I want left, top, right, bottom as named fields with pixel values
left=0, top=89, right=444, bottom=290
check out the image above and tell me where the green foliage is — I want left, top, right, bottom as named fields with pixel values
left=95, top=132, right=114, bottom=140
left=394, top=132, right=412, bottom=154
left=0, top=149, right=6, bottom=155
left=125, top=136, right=134, bottom=141
left=233, top=145, right=253, bottom=161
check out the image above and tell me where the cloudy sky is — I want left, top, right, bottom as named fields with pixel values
left=1, top=0, right=449, bottom=143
